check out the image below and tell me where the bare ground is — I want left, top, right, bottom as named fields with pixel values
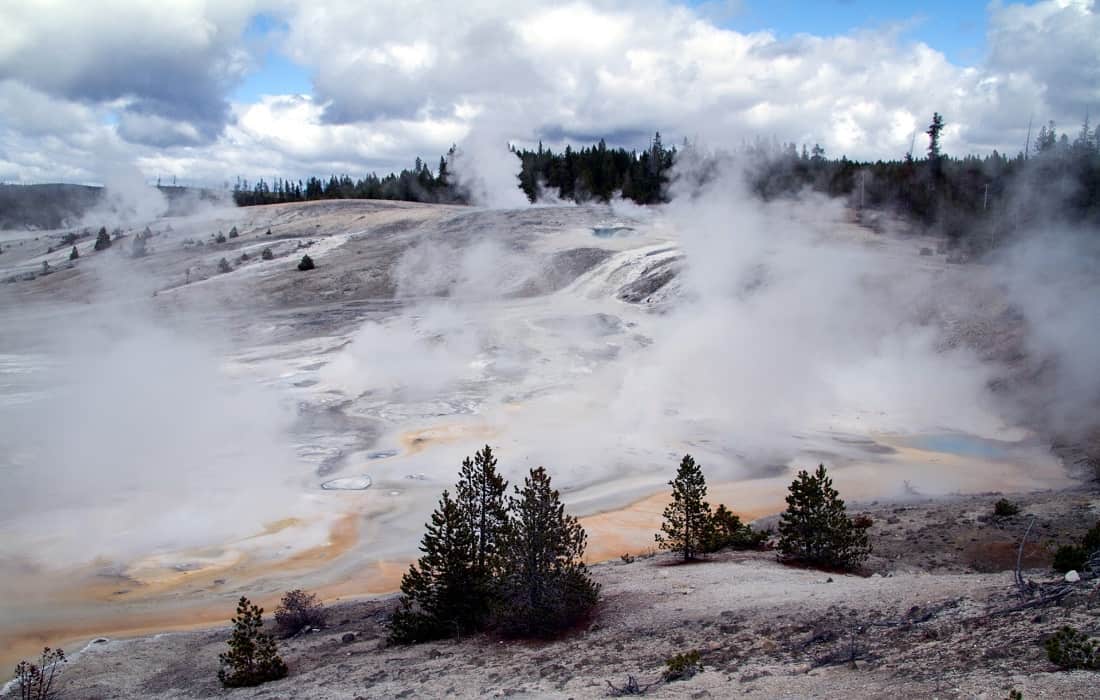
left=34, top=486, right=1100, bottom=699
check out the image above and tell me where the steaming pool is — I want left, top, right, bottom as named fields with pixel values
left=895, top=433, right=1018, bottom=460
left=320, top=475, right=373, bottom=490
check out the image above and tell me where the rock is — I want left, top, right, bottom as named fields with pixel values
left=1064, top=570, right=1081, bottom=583
left=341, top=632, right=357, bottom=644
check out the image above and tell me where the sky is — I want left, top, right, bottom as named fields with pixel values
left=0, top=0, right=1096, bottom=187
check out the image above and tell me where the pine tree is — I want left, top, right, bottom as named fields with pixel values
left=777, top=464, right=870, bottom=570
left=926, top=112, right=944, bottom=161
left=69, top=246, right=79, bottom=260
left=455, top=445, right=509, bottom=621
left=707, top=503, right=768, bottom=552
left=93, top=226, right=111, bottom=251
left=498, top=467, right=599, bottom=637
left=297, top=254, right=314, bottom=271
left=655, top=454, right=713, bottom=562
left=217, top=596, right=287, bottom=688
left=389, top=490, right=479, bottom=644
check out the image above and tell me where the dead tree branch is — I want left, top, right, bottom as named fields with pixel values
left=1014, top=516, right=1036, bottom=595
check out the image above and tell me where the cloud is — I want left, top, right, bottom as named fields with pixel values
left=0, top=0, right=259, bottom=146
left=0, top=0, right=1096, bottom=184
left=986, top=0, right=1100, bottom=120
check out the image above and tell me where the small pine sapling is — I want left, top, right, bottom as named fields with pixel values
left=777, top=464, right=870, bottom=570
left=218, top=596, right=288, bottom=687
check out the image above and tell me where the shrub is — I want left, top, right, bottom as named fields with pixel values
left=707, top=504, right=768, bottom=552
left=1045, top=625, right=1099, bottom=670
left=14, top=647, right=66, bottom=700
left=777, top=464, right=870, bottom=570
left=261, top=247, right=274, bottom=260
left=274, top=589, right=326, bottom=638
left=655, top=454, right=713, bottom=561
left=93, top=226, right=111, bottom=251
left=297, top=254, right=315, bottom=271
left=217, top=257, right=232, bottom=274
left=993, top=498, right=1020, bottom=517
left=1053, top=544, right=1087, bottom=574
left=1083, top=520, right=1100, bottom=553
left=497, top=467, right=600, bottom=638
left=218, top=596, right=288, bottom=687
left=215, top=231, right=227, bottom=244
left=663, top=650, right=702, bottom=681
left=1052, top=519, right=1100, bottom=574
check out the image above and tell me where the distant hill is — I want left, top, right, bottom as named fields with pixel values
left=0, top=184, right=223, bottom=230
left=0, top=184, right=101, bottom=230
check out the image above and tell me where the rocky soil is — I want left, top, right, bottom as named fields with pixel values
left=34, top=486, right=1100, bottom=699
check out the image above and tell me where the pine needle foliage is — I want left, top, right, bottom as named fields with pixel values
left=707, top=503, right=768, bottom=552
left=93, top=226, right=111, bottom=251
left=456, top=444, right=509, bottom=621
left=777, top=464, right=870, bottom=570
left=1046, top=626, right=1099, bottom=670
left=217, top=596, right=287, bottom=688
left=655, top=454, right=713, bottom=561
left=388, top=490, right=480, bottom=644
left=498, top=467, right=600, bottom=637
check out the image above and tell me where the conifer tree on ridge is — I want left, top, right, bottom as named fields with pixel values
left=655, top=454, right=713, bottom=562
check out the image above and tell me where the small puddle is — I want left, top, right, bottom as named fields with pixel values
left=592, top=225, right=635, bottom=238
left=320, top=475, right=372, bottom=490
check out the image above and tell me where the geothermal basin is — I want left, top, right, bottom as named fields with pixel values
left=0, top=198, right=1075, bottom=669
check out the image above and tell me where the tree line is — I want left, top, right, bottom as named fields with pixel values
left=233, top=115, right=1098, bottom=253
left=743, top=113, right=1100, bottom=250
left=230, top=134, right=677, bottom=207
